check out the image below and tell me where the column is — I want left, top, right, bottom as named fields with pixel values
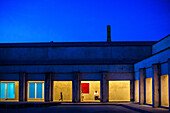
left=139, top=68, right=146, bottom=105
left=168, top=58, right=170, bottom=111
left=50, top=73, right=53, bottom=102
left=101, top=72, right=108, bottom=102
left=45, top=72, right=52, bottom=102
left=19, top=72, right=26, bottom=102
left=152, top=63, right=161, bottom=108
left=130, top=80, right=134, bottom=101
left=73, top=71, right=80, bottom=103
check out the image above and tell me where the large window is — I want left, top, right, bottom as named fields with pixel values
left=161, top=75, right=169, bottom=107
left=80, top=81, right=100, bottom=102
left=28, top=81, right=44, bottom=101
left=146, top=77, right=152, bottom=104
left=135, top=80, right=139, bottom=102
left=0, top=81, right=19, bottom=101
left=53, top=81, right=72, bottom=102
left=109, top=81, right=130, bottom=101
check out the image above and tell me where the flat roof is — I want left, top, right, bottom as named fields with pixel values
left=0, top=41, right=156, bottom=47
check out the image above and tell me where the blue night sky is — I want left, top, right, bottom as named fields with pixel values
left=0, top=0, right=170, bottom=42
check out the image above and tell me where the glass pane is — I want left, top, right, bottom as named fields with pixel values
left=29, top=83, right=35, bottom=98
left=0, top=83, right=6, bottom=98
left=37, top=83, right=43, bottom=99
left=7, top=83, right=15, bottom=98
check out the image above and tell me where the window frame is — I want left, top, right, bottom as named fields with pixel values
left=27, top=81, right=44, bottom=101
left=0, top=81, right=16, bottom=100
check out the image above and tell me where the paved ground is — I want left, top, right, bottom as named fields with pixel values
left=0, top=104, right=169, bottom=113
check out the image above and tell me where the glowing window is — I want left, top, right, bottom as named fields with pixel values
left=109, top=81, right=130, bottom=101
left=7, top=83, right=15, bottom=98
left=145, top=77, right=152, bottom=104
left=29, top=83, right=35, bottom=98
left=161, top=75, right=169, bottom=107
left=28, top=82, right=44, bottom=99
left=0, top=83, right=5, bottom=98
left=0, top=82, right=15, bottom=99
left=135, top=80, right=139, bottom=102
left=80, top=81, right=100, bottom=102
left=37, top=83, right=43, bottom=98
left=53, top=81, right=72, bottom=102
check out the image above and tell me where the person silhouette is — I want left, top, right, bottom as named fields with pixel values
left=59, top=92, right=63, bottom=101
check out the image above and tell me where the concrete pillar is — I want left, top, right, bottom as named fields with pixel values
left=168, top=58, right=170, bottom=111
left=130, top=80, right=134, bottom=101
left=152, top=63, right=161, bottom=108
left=101, top=72, right=108, bottom=102
left=19, top=72, right=26, bottom=102
left=139, top=68, right=146, bottom=105
left=45, top=72, right=52, bottom=102
left=73, top=72, right=80, bottom=103
left=50, top=73, right=53, bottom=102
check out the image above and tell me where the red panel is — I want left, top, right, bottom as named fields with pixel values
left=81, top=83, right=89, bottom=94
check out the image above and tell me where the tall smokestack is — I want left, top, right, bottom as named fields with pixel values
left=107, top=25, right=111, bottom=42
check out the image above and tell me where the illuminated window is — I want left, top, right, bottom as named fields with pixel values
left=0, top=83, right=5, bottom=99
left=161, top=75, right=169, bottom=107
left=135, top=80, right=139, bottom=102
left=80, top=81, right=100, bottom=102
left=0, top=83, right=15, bottom=99
left=145, top=78, right=152, bottom=104
left=109, top=81, right=130, bottom=101
left=0, top=82, right=16, bottom=100
left=28, top=81, right=44, bottom=100
left=53, top=81, right=72, bottom=102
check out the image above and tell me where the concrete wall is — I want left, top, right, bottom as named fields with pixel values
left=152, top=35, right=170, bottom=54
left=135, top=49, right=170, bottom=72
left=146, top=68, right=152, bottom=78
left=134, top=49, right=169, bottom=83
left=0, top=65, right=133, bottom=73
left=0, top=64, right=134, bottom=82
left=0, top=74, right=19, bottom=81
left=0, top=46, right=152, bottom=64
left=161, top=63, right=168, bottom=75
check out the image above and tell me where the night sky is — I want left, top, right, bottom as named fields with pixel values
left=0, top=0, right=170, bottom=42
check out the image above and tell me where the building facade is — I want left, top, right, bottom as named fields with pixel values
left=0, top=35, right=169, bottom=110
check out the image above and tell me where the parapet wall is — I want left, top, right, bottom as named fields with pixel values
left=152, top=35, right=170, bottom=54
left=0, top=42, right=154, bottom=64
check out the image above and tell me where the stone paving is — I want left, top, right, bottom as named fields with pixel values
left=0, top=103, right=169, bottom=113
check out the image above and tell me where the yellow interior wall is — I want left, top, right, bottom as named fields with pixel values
left=81, top=81, right=100, bottom=102
left=53, top=81, right=72, bottom=102
left=0, top=81, right=19, bottom=102
left=135, top=80, right=139, bottom=102
left=161, top=75, right=169, bottom=107
left=109, top=81, right=130, bottom=101
left=146, top=77, right=152, bottom=104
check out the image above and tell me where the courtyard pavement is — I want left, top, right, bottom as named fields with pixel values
left=0, top=103, right=169, bottom=113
